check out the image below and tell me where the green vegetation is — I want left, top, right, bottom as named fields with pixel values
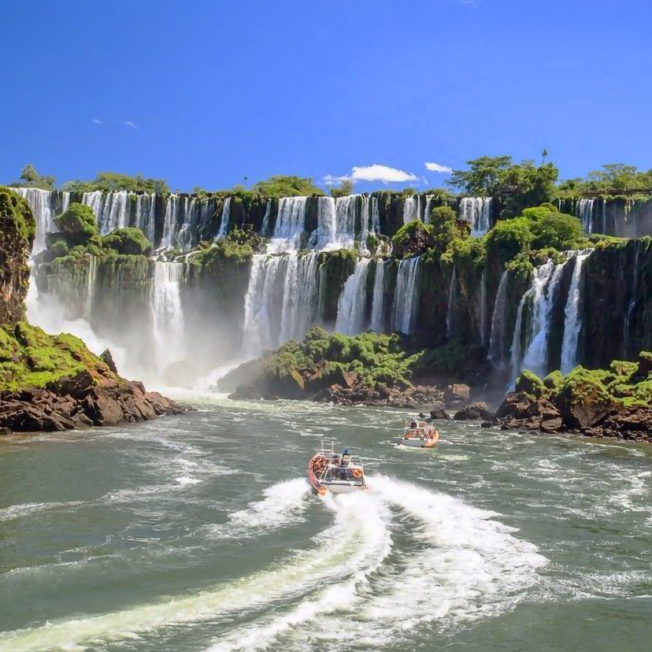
left=514, top=351, right=652, bottom=411
left=251, top=175, right=325, bottom=198
left=330, top=180, right=354, bottom=198
left=55, top=203, right=98, bottom=245
left=0, top=321, right=119, bottom=391
left=8, top=164, right=56, bottom=191
left=62, top=172, right=169, bottom=194
left=558, top=164, right=652, bottom=199
left=102, top=228, right=153, bottom=256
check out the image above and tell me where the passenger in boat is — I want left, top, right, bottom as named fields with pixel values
left=341, top=449, right=351, bottom=467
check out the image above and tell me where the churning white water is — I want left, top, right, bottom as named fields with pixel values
left=150, top=262, right=187, bottom=374
left=270, top=197, right=307, bottom=253
left=370, top=259, right=386, bottom=333
left=393, top=256, right=420, bottom=335
left=335, top=258, right=371, bottom=335
left=560, top=252, right=591, bottom=373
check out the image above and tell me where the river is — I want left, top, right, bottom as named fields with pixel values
left=0, top=395, right=650, bottom=651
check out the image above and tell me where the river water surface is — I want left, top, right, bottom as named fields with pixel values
left=0, top=396, right=651, bottom=651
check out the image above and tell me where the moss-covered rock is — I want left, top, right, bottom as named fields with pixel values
left=54, top=203, right=98, bottom=246
left=0, top=189, right=35, bottom=326
left=543, top=370, right=564, bottom=390
left=102, top=227, right=153, bottom=256
left=553, top=367, right=614, bottom=429
left=515, top=369, right=546, bottom=398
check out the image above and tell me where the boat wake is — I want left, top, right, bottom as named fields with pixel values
left=0, top=477, right=546, bottom=652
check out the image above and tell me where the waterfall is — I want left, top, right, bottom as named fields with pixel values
left=509, top=260, right=556, bottom=386
left=261, top=200, right=272, bottom=236
left=460, top=198, right=492, bottom=236
left=393, top=256, right=420, bottom=335
left=12, top=188, right=70, bottom=254
left=83, top=190, right=130, bottom=235
left=242, top=252, right=319, bottom=357
left=270, top=197, right=307, bottom=253
left=560, top=252, right=591, bottom=373
left=370, top=259, right=386, bottom=333
left=423, top=195, right=434, bottom=224
left=359, top=195, right=370, bottom=248
left=576, top=199, right=595, bottom=234
left=446, top=267, right=458, bottom=338
left=84, top=255, right=97, bottom=320
left=335, top=258, right=371, bottom=335
left=488, top=270, right=509, bottom=368
left=314, top=196, right=359, bottom=250
left=133, top=194, right=157, bottom=244
left=403, top=196, right=418, bottom=223
left=150, top=262, right=186, bottom=373
left=520, top=261, right=566, bottom=379
left=217, top=198, right=231, bottom=239
left=623, top=242, right=642, bottom=358
left=160, top=194, right=180, bottom=248
left=370, top=197, right=380, bottom=233
left=601, top=199, right=607, bottom=234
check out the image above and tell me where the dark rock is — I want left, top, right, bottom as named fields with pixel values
left=453, top=401, right=493, bottom=421
left=429, top=403, right=450, bottom=420
left=100, top=349, right=119, bottom=374
left=444, top=384, right=471, bottom=410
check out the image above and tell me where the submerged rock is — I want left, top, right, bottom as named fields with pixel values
left=454, top=402, right=493, bottom=421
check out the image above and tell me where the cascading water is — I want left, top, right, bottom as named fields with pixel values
left=460, top=198, right=492, bottom=236
left=423, top=195, right=434, bottom=224
left=217, top=198, right=231, bottom=239
left=261, top=199, right=272, bottom=236
left=509, top=260, right=556, bottom=386
left=12, top=188, right=70, bottom=253
left=370, top=197, right=380, bottom=233
left=270, top=197, right=307, bottom=253
left=161, top=194, right=181, bottom=248
left=335, top=258, right=371, bottom=335
left=242, top=252, right=319, bottom=358
left=519, top=261, right=566, bottom=380
left=479, top=268, right=488, bottom=346
left=150, top=262, right=187, bottom=374
left=83, top=190, right=131, bottom=235
left=393, top=256, right=420, bottom=335
left=446, top=267, right=458, bottom=338
left=560, top=252, right=591, bottom=374
left=488, top=270, right=509, bottom=368
left=370, top=259, right=385, bottom=333
left=576, top=199, right=595, bottom=234
left=403, top=196, right=418, bottom=223
left=132, top=193, right=157, bottom=244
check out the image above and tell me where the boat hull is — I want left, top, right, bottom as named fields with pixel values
left=394, top=437, right=437, bottom=449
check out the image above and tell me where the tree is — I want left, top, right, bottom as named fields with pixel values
left=542, top=149, right=549, bottom=164
left=430, top=206, right=468, bottom=253
left=10, top=164, right=56, bottom=190
left=447, top=156, right=513, bottom=196
left=62, top=172, right=170, bottom=194
left=54, top=203, right=98, bottom=246
left=330, top=180, right=354, bottom=198
left=530, top=212, right=584, bottom=251
left=499, top=161, right=559, bottom=218
left=485, top=217, right=533, bottom=263
left=20, top=164, right=38, bottom=184
left=251, top=175, right=325, bottom=198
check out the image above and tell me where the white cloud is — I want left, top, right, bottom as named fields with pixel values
left=351, top=164, right=418, bottom=184
left=124, top=121, right=138, bottom=129
left=92, top=118, right=102, bottom=125
left=322, top=174, right=353, bottom=187
left=425, top=161, right=453, bottom=174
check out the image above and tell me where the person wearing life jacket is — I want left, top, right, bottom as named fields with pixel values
left=340, top=449, right=351, bottom=467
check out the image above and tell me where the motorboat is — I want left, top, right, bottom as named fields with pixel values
left=308, top=442, right=366, bottom=495
left=394, top=418, right=439, bottom=448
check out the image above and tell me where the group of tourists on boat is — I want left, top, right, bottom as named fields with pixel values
left=309, top=444, right=366, bottom=495
left=395, top=417, right=440, bottom=448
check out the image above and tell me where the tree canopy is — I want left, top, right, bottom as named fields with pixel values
left=8, top=164, right=56, bottom=191
left=62, top=172, right=170, bottom=194
left=251, top=175, right=325, bottom=198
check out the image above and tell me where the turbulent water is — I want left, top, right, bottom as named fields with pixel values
left=0, top=398, right=651, bottom=652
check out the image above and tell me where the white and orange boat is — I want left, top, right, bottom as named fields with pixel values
left=308, top=442, right=367, bottom=495
left=394, top=418, right=439, bottom=448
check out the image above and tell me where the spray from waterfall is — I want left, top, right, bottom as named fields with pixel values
left=150, top=262, right=187, bottom=375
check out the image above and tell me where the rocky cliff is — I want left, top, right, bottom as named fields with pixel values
left=0, top=188, right=187, bottom=433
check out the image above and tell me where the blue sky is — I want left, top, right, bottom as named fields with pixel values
left=2, top=0, right=651, bottom=193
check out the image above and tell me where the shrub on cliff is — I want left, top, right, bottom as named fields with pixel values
left=392, top=220, right=434, bottom=258
left=54, top=203, right=98, bottom=246
left=485, top=217, right=533, bottom=263
left=102, top=228, right=153, bottom=256
left=530, top=211, right=585, bottom=251
left=252, top=175, right=325, bottom=198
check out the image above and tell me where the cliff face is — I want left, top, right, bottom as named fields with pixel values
left=0, top=189, right=186, bottom=432
left=0, top=190, right=35, bottom=325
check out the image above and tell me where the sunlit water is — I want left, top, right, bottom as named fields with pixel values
left=0, top=396, right=651, bottom=651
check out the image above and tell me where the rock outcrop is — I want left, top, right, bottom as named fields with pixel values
left=495, top=358, right=652, bottom=442
left=0, top=188, right=187, bottom=434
